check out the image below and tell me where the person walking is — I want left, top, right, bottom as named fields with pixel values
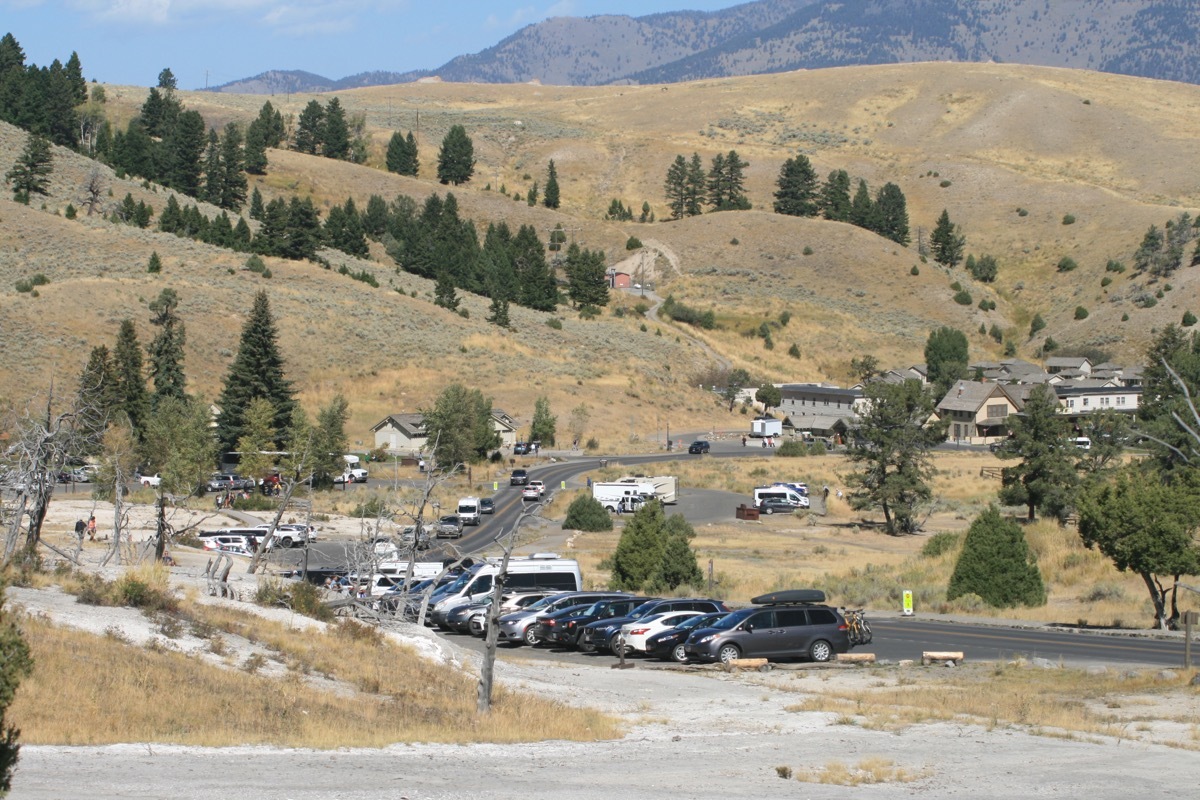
left=74, top=518, right=86, bottom=541
left=86, top=515, right=97, bottom=541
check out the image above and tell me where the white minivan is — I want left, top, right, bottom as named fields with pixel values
left=752, top=486, right=811, bottom=508
left=428, top=554, right=582, bottom=628
left=457, top=496, right=481, bottom=526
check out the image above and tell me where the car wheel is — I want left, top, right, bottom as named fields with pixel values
left=576, top=634, right=596, bottom=654
left=608, top=632, right=624, bottom=653
left=671, top=643, right=688, bottom=663
left=523, top=626, right=539, bottom=646
left=764, top=507, right=774, bottom=515
left=809, top=639, right=834, bottom=663
left=717, top=643, right=741, bottom=664
left=278, top=536, right=294, bottom=549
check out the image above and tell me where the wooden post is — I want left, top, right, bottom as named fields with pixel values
left=1185, top=611, right=1198, bottom=669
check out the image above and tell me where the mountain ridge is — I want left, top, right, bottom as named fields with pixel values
left=207, top=0, right=1200, bottom=94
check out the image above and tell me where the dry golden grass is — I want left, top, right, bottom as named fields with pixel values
left=9, top=596, right=620, bottom=747
left=793, top=757, right=928, bottom=786
left=783, top=662, right=1199, bottom=748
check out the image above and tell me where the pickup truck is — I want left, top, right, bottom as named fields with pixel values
left=137, top=473, right=162, bottom=487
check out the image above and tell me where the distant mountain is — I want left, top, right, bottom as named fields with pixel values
left=209, top=0, right=1200, bottom=92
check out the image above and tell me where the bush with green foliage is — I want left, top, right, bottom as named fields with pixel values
left=910, top=264, right=920, bottom=275
left=1057, top=256, right=1078, bottom=272
left=660, top=295, right=715, bottom=329
left=787, top=343, right=801, bottom=359
left=1184, top=311, right=1198, bottom=327
left=1, top=586, right=33, bottom=793
left=1016, top=208, right=1029, bottom=217
left=562, top=495, right=613, bottom=531
left=1100, top=276, right=1112, bottom=287
left=947, top=506, right=1046, bottom=608
left=545, top=317, right=563, bottom=330
left=1062, top=214, right=1076, bottom=225
left=625, top=236, right=643, bottom=250
left=953, top=289, right=972, bottom=306
left=1105, top=260, right=1126, bottom=273
left=921, top=531, right=960, bottom=558
left=1029, top=313, right=1046, bottom=337
left=1074, top=306, right=1089, bottom=320
left=775, top=440, right=810, bottom=457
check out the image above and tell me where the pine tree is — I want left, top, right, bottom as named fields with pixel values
left=948, top=506, right=1046, bottom=607
left=529, top=396, right=557, bottom=445
left=543, top=159, right=560, bottom=209
left=997, top=385, right=1078, bottom=521
left=283, top=196, right=321, bottom=261
left=930, top=209, right=966, bottom=267
left=872, top=182, right=910, bottom=245
left=663, top=155, right=688, bottom=220
left=249, top=187, right=264, bottom=220
left=402, top=132, right=419, bottom=176
left=385, top=131, right=406, bottom=173
left=434, top=270, right=459, bottom=311
left=773, top=154, right=819, bottom=217
left=564, top=242, right=609, bottom=308
left=849, top=179, right=874, bottom=228
left=486, top=291, right=511, bottom=329
left=363, top=194, right=388, bottom=238
left=163, top=109, right=206, bottom=197
left=76, top=345, right=120, bottom=453
left=294, top=100, right=324, bottom=155
left=321, top=97, right=349, bottom=160
left=235, top=397, right=278, bottom=486
left=63, top=51, right=86, bottom=104
left=4, top=132, right=52, bottom=203
left=819, top=169, right=852, bottom=221
left=215, top=290, right=296, bottom=454
left=202, top=128, right=223, bottom=206
left=147, top=288, right=187, bottom=404
left=112, top=319, right=150, bottom=436
left=437, top=124, right=475, bottom=185
left=685, top=153, right=706, bottom=217
left=243, top=119, right=268, bottom=175
left=526, top=180, right=538, bottom=207
left=924, top=326, right=969, bottom=400
left=219, top=122, right=247, bottom=211
left=514, top=224, right=556, bottom=311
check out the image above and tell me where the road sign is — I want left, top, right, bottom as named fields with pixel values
left=902, top=589, right=914, bottom=616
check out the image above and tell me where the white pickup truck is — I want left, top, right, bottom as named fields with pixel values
left=137, top=473, right=162, bottom=487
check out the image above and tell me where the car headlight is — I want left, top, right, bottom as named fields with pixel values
left=696, top=635, right=716, bottom=645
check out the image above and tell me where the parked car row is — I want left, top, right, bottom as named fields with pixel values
left=199, top=523, right=318, bottom=554
left=432, top=589, right=851, bottom=665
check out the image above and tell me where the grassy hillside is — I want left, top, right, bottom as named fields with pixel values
left=4, top=62, right=1200, bottom=439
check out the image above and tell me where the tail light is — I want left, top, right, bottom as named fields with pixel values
left=630, top=628, right=650, bottom=636
left=837, top=623, right=848, bottom=631
left=545, top=620, right=557, bottom=627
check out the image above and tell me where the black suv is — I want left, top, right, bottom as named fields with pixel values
left=509, top=469, right=529, bottom=486
left=579, top=598, right=730, bottom=654
left=543, top=596, right=648, bottom=649
left=688, top=440, right=711, bottom=454
left=684, top=590, right=849, bottom=664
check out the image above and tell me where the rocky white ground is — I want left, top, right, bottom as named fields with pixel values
left=6, top=499, right=1200, bottom=798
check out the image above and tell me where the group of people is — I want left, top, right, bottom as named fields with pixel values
left=214, top=491, right=247, bottom=510
left=739, top=436, right=776, bottom=447
left=73, top=515, right=97, bottom=541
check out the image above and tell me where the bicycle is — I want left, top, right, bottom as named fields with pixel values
left=843, top=608, right=872, bottom=646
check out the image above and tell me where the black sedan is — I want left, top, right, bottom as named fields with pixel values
left=645, top=612, right=730, bottom=663
left=757, top=498, right=797, bottom=515
left=543, top=596, right=646, bottom=649
left=528, top=603, right=596, bottom=645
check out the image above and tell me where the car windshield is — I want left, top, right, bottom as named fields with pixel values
left=677, top=613, right=721, bottom=631
left=710, top=609, right=753, bottom=630
left=443, top=571, right=473, bottom=594
left=629, top=601, right=661, bottom=619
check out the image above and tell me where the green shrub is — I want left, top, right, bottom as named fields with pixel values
left=14, top=279, right=32, bottom=293
left=1042, top=336, right=1058, bottom=352
left=949, top=281, right=962, bottom=291
left=1184, top=311, right=1198, bottom=327
left=65, top=203, right=77, bottom=219
left=578, top=305, right=600, bottom=320
left=1121, top=312, right=1130, bottom=322
left=953, top=289, right=972, bottom=306
left=585, top=437, right=599, bottom=450
left=910, top=264, right=919, bottom=275
left=775, top=440, right=808, bottom=457
left=147, top=252, right=162, bottom=273
left=1062, top=214, right=1076, bottom=225
left=246, top=254, right=266, bottom=273
left=351, top=495, right=389, bottom=519
left=1105, top=260, right=1126, bottom=273
left=802, top=246, right=813, bottom=255
left=1016, top=208, right=1029, bottom=217
left=779, top=310, right=791, bottom=327
left=1074, top=306, right=1089, bottom=320
left=730, top=238, right=739, bottom=246
left=1029, top=313, right=1046, bottom=337
left=545, top=317, right=563, bottom=330
left=1100, top=276, right=1112, bottom=287
left=562, top=495, right=613, bottom=532
left=787, top=343, right=801, bottom=359
left=625, top=236, right=643, bottom=250
left=1057, top=256, right=1078, bottom=272
left=921, top=531, right=960, bottom=558
left=939, top=179, right=952, bottom=188
left=947, top=506, right=1046, bottom=608
left=989, top=324, right=1003, bottom=343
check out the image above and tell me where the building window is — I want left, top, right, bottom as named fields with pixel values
left=1101, top=397, right=1110, bottom=406
left=1117, top=396, right=1125, bottom=406
left=1067, top=399, right=1075, bottom=408
left=1083, top=398, right=1089, bottom=407
left=987, top=403, right=1007, bottom=419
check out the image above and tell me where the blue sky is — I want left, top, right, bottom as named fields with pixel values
left=2, top=0, right=747, bottom=88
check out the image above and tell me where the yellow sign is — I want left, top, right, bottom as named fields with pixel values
left=902, top=589, right=914, bottom=616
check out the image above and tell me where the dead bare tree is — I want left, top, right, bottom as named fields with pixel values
left=82, top=168, right=105, bottom=216
left=98, top=421, right=138, bottom=567
left=478, top=502, right=542, bottom=713
left=1, top=387, right=86, bottom=568
left=247, top=434, right=317, bottom=575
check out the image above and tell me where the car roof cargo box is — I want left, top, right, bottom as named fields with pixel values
left=751, top=589, right=826, bottom=605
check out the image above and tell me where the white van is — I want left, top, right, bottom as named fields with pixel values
left=1073, top=437, right=1092, bottom=451
left=429, top=554, right=582, bottom=626
left=752, top=486, right=811, bottom=508
left=457, top=496, right=481, bottom=526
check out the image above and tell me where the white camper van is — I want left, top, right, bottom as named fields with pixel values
left=593, top=481, right=655, bottom=513
left=750, top=417, right=783, bottom=438
left=457, top=496, right=481, bottom=526
left=618, top=475, right=678, bottom=504
left=428, top=554, right=582, bottom=628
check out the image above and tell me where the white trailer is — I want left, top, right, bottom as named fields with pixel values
left=750, top=417, right=783, bottom=438
left=618, top=475, right=678, bottom=504
left=592, top=481, right=654, bottom=513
